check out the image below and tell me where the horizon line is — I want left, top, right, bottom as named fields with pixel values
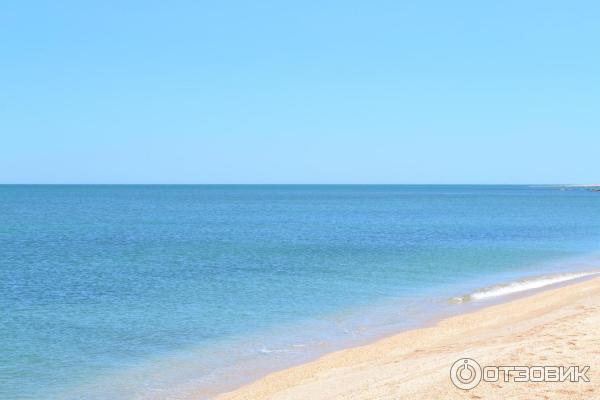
left=0, top=183, right=588, bottom=186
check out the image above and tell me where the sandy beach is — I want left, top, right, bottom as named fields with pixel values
left=216, top=277, right=600, bottom=400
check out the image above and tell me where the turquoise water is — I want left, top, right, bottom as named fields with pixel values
left=2, top=185, right=600, bottom=399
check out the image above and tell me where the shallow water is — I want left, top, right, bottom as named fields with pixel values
left=2, top=185, right=600, bottom=399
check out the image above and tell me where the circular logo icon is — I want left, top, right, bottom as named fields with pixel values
left=450, top=358, right=482, bottom=390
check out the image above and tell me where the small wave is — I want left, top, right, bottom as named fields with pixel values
left=451, top=271, right=600, bottom=303
left=258, top=346, right=292, bottom=355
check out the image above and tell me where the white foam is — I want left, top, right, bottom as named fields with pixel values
left=258, top=346, right=292, bottom=355
left=452, top=271, right=600, bottom=303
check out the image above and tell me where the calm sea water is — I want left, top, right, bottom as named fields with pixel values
left=2, top=185, right=600, bottom=399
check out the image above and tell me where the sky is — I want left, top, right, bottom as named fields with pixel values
left=1, top=1, right=599, bottom=184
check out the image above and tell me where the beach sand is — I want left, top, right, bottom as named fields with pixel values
left=215, top=277, right=600, bottom=399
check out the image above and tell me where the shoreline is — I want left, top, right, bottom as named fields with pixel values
left=213, top=277, right=600, bottom=399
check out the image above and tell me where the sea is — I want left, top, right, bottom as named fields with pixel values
left=2, top=185, right=600, bottom=399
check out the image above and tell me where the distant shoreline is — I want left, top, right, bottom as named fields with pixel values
left=565, top=185, right=600, bottom=192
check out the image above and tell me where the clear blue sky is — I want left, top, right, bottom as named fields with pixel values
left=1, top=1, right=598, bottom=183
